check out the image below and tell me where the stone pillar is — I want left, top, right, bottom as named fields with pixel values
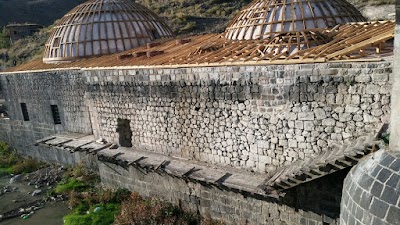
left=390, top=1, right=400, bottom=151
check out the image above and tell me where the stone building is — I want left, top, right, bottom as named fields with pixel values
left=0, top=0, right=398, bottom=224
left=5, top=23, right=43, bottom=43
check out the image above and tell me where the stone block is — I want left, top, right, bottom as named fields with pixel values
left=377, top=168, right=392, bottom=183
left=370, top=197, right=390, bottom=219
left=314, top=108, right=326, bottom=120
left=380, top=186, right=399, bottom=205
left=365, top=85, right=380, bottom=95
left=371, top=74, right=388, bottom=83
left=355, top=74, right=371, bottom=83
left=298, top=112, right=314, bottom=121
left=386, top=206, right=400, bottom=225
left=339, top=113, right=352, bottom=122
left=322, top=118, right=336, bottom=126
left=288, top=139, right=298, bottom=148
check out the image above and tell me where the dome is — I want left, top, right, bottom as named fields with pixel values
left=43, top=0, right=173, bottom=63
left=225, top=0, right=366, bottom=40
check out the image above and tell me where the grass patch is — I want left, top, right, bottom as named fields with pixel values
left=64, top=203, right=120, bottom=225
left=54, top=179, right=88, bottom=194
left=58, top=166, right=223, bottom=225
left=0, top=165, right=13, bottom=175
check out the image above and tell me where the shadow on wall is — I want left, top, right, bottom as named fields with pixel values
left=283, top=168, right=351, bottom=221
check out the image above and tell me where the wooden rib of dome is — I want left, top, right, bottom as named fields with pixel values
left=225, top=0, right=366, bottom=40
left=43, top=0, right=173, bottom=63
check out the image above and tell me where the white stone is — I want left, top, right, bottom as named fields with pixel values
left=314, top=108, right=326, bottom=120
left=288, top=139, right=298, bottom=148
left=298, top=112, right=314, bottom=121
left=322, top=118, right=336, bottom=126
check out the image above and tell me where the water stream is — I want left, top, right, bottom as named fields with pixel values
left=0, top=176, right=69, bottom=225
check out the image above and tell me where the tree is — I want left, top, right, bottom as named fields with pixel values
left=0, top=26, right=10, bottom=49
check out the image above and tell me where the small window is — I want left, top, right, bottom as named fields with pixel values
left=20, top=103, right=29, bottom=121
left=50, top=105, right=61, bottom=124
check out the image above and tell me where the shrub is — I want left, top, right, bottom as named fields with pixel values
left=115, top=192, right=201, bottom=225
left=11, top=158, right=41, bottom=174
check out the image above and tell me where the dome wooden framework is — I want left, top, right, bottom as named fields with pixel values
left=43, top=0, right=173, bottom=63
left=225, top=0, right=366, bottom=41
left=9, top=21, right=394, bottom=72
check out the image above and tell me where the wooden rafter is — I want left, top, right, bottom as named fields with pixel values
left=5, top=21, right=395, bottom=72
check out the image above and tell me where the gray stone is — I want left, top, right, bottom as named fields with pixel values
left=32, top=190, right=42, bottom=196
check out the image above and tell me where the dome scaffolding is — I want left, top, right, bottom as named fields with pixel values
left=225, top=0, right=366, bottom=41
left=43, top=0, right=173, bottom=63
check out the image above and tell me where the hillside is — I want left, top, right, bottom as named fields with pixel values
left=0, top=0, right=395, bottom=34
left=135, top=0, right=251, bottom=35
left=0, top=0, right=86, bottom=28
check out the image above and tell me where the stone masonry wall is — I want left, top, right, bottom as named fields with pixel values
left=100, top=160, right=340, bottom=225
left=0, top=61, right=392, bottom=174
left=0, top=70, right=92, bottom=151
left=0, top=61, right=392, bottom=225
left=85, top=61, right=392, bottom=173
left=340, top=150, right=400, bottom=225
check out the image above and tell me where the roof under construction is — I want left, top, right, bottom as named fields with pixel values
left=6, top=21, right=394, bottom=72
left=43, top=0, right=173, bottom=64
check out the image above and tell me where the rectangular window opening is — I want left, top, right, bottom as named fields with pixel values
left=50, top=105, right=61, bottom=124
left=117, top=118, right=132, bottom=147
left=20, top=103, right=29, bottom=121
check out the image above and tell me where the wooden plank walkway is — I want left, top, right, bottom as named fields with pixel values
left=36, top=125, right=387, bottom=198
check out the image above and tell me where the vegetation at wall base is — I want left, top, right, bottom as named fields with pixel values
left=0, top=141, right=42, bottom=175
left=55, top=165, right=224, bottom=225
left=64, top=203, right=121, bottom=225
left=115, top=192, right=224, bottom=225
